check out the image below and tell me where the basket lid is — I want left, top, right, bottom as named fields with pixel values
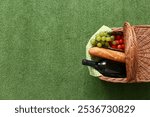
left=124, top=22, right=150, bottom=82
left=133, top=25, right=150, bottom=82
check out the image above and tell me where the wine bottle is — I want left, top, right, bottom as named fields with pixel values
left=82, top=59, right=126, bottom=78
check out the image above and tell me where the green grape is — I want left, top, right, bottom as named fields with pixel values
left=106, top=34, right=109, bottom=37
left=96, top=36, right=101, bottom=41
left=102, top=36, right=106, bottom=41
left=90, top=39, right=97, bottom=46
left=103, top=32, right=107, bottom=36
left=95, top=36, right=99, bottom=41
left=101, top=41, right=105, bottom=45
left=112, top=41, right=116, bottom=45
left=96, top=34, right=99, bottom=39
left=99, top=36, right=102, bottom=41
left=110, top=35, right=115, bottom=40
left=97, top=43, right=102, bottom=48
left=105, top=42, right=110, bottom=47
left=108, top=31, right=113, bottom=36
left=106, top=37, right=111, bottom=41
left=99, top=32, right=104, bottom=37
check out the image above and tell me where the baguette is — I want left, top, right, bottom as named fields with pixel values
left=89, top=47, right=125, bottom=63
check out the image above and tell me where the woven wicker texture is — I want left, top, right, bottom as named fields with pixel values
left=99, top=22, right=150, bottom=83
left=134, top=26, right=150, bottom=82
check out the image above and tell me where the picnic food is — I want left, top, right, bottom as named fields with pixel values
left=91, top=31, right=114, bottom=48
left=86, top=31, right=126, bottom=78
left=82, top=59, right=126, bottom=78
left=89, top=47, right=125, bottom=63
left=91, top=31, right=125, bottom=51
left=109, top=31, right=125, bottom=50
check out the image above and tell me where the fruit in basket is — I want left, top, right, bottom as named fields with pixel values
left=109, top=32, right=125, bottom=51
left=90, top=39, right=97, bottom=46
left=112, top=41, right=116, bottom=45
left=104, top=42, right=110, bottom=47
left=97, top=43, right=102, bottom=47
left=91, top=31, right=125, bottom=51
left=121, top=44, right=125, bottom=49
left=119, top=39, right=123, bottom=44
left=106, top=37, right=111, bottom=41
left=115, top=40, right=119, bottom=45
left=117, top=45, right=122, bottom=49
left=116, top=35, right=121, bottom=40
left=91, top=31, right=113, bottom=48
left=110, top=35, right=115, bottom=40
left=111, top=45, right=117, bottom=49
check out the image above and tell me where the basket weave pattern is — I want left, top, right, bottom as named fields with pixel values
left=134, top=26, right=150, bottom=82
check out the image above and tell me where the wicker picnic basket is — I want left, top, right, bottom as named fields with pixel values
left=99, top=22, right=150, bottom=83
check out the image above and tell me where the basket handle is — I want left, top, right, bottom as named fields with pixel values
left=124, top=22, right=138, bottom=82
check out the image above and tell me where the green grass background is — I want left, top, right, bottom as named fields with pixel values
left=0, top=0, right=150, bottom=100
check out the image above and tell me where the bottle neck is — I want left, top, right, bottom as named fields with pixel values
left=82, top=59, right=105, bottom=71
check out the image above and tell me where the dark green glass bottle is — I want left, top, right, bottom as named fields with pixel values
left=82, top=59, right=126, bottom=78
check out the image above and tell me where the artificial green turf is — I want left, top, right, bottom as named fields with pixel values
left=0, top=0, right=150, bottom=99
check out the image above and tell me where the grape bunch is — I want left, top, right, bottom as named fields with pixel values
left=91, top=31, right=125, bottom=51
left=90, top=31, right=114, bottom=48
